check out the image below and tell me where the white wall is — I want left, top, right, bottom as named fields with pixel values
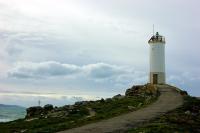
left=150, top=43, right=165, bottom=73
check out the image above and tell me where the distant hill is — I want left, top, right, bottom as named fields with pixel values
left=0, top=104, right=26, bottom=122
left=0, top=104, right=24, bottom=108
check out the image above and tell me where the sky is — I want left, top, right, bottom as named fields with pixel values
left=0, top=0, right=199, bottom=107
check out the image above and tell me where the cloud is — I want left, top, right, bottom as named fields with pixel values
left=7, top=61, right=147, bottom=84
left=168, top=71, right=200, bottom=84
left=7, top=61, right=81, bottom=78
left=7, top=61, right=129, bottom=79
left=83, top=63, right=127, bottom=79
left=167, top=71, right=200, bottom=96
left=0, top=90, right=99, bottom=107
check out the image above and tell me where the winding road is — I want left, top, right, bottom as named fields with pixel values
left=58, top=85, right=183, bottom=133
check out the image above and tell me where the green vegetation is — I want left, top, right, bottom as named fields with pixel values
left=0, top=95, right=157, bottom=133
left=128, top=96, right=200, bottom=133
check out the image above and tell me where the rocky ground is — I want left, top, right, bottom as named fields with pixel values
left=58, top=84, right=184, bottom=133
left=0, top=84, right=194, bottom=133
left=0, top=84, right=158, bottom=133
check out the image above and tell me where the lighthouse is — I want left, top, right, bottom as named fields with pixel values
left=148, top=32, right=166, bottom=84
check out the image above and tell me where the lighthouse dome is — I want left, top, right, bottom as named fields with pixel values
left=148, top=32, right=165, bottom=44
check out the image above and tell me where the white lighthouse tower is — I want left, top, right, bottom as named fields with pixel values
left=148, top=32, right=166, bottom=84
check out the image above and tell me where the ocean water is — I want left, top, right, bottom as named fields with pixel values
left=0, top=104, right=26, bottom=122
left=0, top=118, right=12, bottom=122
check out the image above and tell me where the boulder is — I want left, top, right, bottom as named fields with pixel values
left=105, top=98, right=112, bottom=102
left=44, top=104, right=53, bottom=111
left=185, top=110, right=191, bottom=115
left=137, top=103, right=143, bottom=108
left=144, top=83, right=158, bottom=96
left=125, top=85, right=144, bottom=96
left=68, top=105, right=75, bottom=110
left=180, top=90, right=188, bottom=96
left=127, top=106, right=136, bottom=111
left=62, top=105, right=70, bottom=110
left=48, top=111, right=69, bottom=118
left=26, top=106, right=43, bottom=118
left=75, top=101, right=89, bottom=106
left=112, top=94, right=124, bottom=99
left=99, top=98, right=105, bottom=103
left=125, top=84, right=159, bottom=97
left=191, top=105, right=200, bottom=113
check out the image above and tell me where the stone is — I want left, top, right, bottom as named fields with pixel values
left=99, top=98, right=105, bottom=103
left=180, top=90, right=188, bottom=96
left=125, top=84, right=159, bottom=97
left=68, top=105, right=75, bottom=110
left=44, top=104, right=53, bottom=111
left=127, top=106, right=136, bottom=111
left=137, top=103, right=143, bottom=108
left=112, top=94, right=124, bottom=99
left=26, top=106, right=43, bottom=118
left=20, top=129, right=27, bottom=133
left=62, top=105, right=70, bottom=110
left=75, top=101, right=89, bottom=106
left=191, top=105, right=200, bottom=113
left=48, top=111, right=69, bottom=118
left=105, top=98, right=112, bottom=102
left=125, top=85, right=144, bottom=96
left=144, top=83, right=158, bottom=96
left=185, top=110, right=191, bottom=115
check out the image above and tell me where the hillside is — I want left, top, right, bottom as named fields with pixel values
left=0, top=84, right=158, bottom=132
left=129, top=96, right=200, bottom=133
left=58, top=84, right=183, bottom=133
left=0, top=84, right=198, bottom=133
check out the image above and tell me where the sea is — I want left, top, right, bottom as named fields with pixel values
left=0, top=104, right=26, bottom=122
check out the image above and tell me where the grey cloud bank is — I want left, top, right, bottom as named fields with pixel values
left=8, top=61, right=81, bottom=78
left=7, top=61, right=144, bottom=85
left=8, top=61, right=135, bottom=80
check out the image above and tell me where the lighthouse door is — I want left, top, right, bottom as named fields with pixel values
left=153, top=74, right=158, bottom=84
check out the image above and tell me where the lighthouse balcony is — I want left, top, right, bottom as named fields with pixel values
left=148, top=32, right=165, bottom=44
left=148, top=36, right=165, bottom=43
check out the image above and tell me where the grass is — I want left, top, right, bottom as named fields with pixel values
left=128, top=96, right=200, bottom=133
left=0, top=95, right=157, bottom=133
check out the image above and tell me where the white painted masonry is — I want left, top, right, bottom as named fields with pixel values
left=148, top=32, right=166, bottom=84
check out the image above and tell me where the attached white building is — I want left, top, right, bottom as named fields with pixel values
left=148, top=32, right=166, bottom=84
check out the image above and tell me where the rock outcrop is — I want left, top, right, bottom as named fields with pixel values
left=26, top=106, right=43, bottom=118
left=26, top=84, right=159, bottom=119
left=26, top=104, right=54, bottom=118
left=125, top=84, right=159, bottom=97
left=58, top=84, right=183, bottom=133
left=112, top=94, right=124, bottom=99
left=26, top=103, right=89, bottom=119
left=44, top=104, right=54, bottom=111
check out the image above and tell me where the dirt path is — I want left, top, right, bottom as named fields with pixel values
left=58, top=85, right=183, bottom=133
